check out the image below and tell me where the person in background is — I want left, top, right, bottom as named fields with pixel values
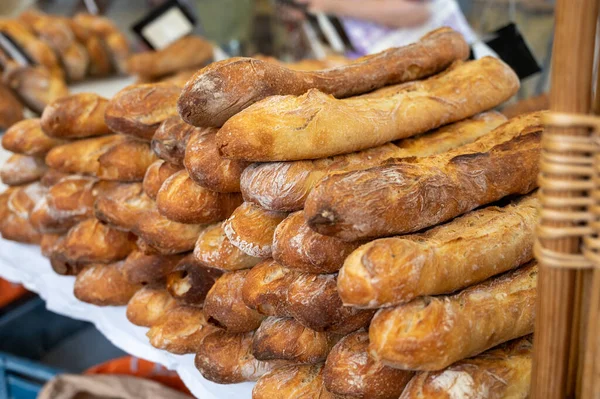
left=293, top=0, right=477, bottom=56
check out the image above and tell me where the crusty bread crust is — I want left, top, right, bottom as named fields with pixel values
left=253, top=363, right=345, bottom=399
left=142, top=160, right=181, bottom=200
left=41, top=93, right=110, bottom=139
left=3, top=118, right=64, bottom=155
left=74, top=261, right=141, bottom=306
left=126, top=286, right=177, bottom=327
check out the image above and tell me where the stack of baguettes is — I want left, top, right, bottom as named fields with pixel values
left=167, top=27, right=539, bottom=398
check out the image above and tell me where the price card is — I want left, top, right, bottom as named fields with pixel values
left=132, top=0, right=197, bottom=50
left=0, top=32, right=34, bottom=66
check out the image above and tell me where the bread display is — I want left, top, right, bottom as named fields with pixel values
left=156, top=169, right=242, bottom=224
left=203, top=269, right=265, bottom=332
left=241, top=112, right=506, bottom=211
left=400, top=336, right=533, bottom=399
left=2, top=119, right=64, bottom=156
left=273, top=211, right=362, bottom=274
left=369, top=261, right=537, bottom=370
left=0, top=83, right=24, bottom=129
left=216, top=57, right=518, bottom=161
left=152, top=116, right=204, bottom=166
left=179, top=27, right=469, bottom=127
left=41, top=93, right=111, bottom=139
left=122, top=249, right=183, bottom=286
left=127, top=35, right=213, bottom=80
left=323, top=330, right=414, bottom=399
left=253, top=363, right=343, bottom=399
left=104, top=83, right=180, bottom=140
left=142, top=160, right=181, bottom=200
left=253, top=317, right=340, bottom=364
left=305, top=112, right=542, bottom=241
left=73, top=261, right=142, bottom=306
left=126, top=286, right=178, bottom=327
left=0, top=154, right=48, bottom=186
left=97, top=138, right=158, bottom=181
left=195, top=330, right=288, bottom=384
left=223, top=202, right=287, bottom=258
left=166, top=253, right=223, bottom=305
left=184, top=126, right=250, bottom=192
left=241, top=259, right=298, bottom=317
left=147, top=305, right=219, bottom=354
left=339, top=194, right=538, bottom=308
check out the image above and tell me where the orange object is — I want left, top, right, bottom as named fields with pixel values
left=85, top=356, right=191, bottom=396
left=0, top=279, right=28, bottom=308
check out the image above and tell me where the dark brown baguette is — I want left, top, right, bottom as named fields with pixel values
left=305, top=112, right=542, bottom=241
left=179, top=27, right=469, bottom=127
left=151, top=116, right=205, bottom=166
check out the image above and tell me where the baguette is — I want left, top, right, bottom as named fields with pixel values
left=166, top=253, right=223, bottom=305
left=400, top=336, right=532, bottom=399
left=30, top=196, right=78, bottom=234
left=60, top=218, right=136, bottom=264
left=216, top=57, right=518, bottom=161
left=339, top=194, right=538, bottom=308
left=223, top=202, right=287, bottom=258
left=204, top=269, right=265, bottom=332
left=369, top=261, right=537, bottom=370
left=179, top=27, right=469, bottom=127
left=287, top=273, right=375, bottom=334
left=184, top=127, right=249, bottom=192
left=1, top=154, right=48, bottom=186
left=127, top=35, right=212, bottom=80
left=122, top=249, right=183, bottom=286
left=0, top=184, right=44, bottom=243
left=323, top=330, right=414, bottom=399
left=193, top=222, right=261, bottom=271
left=156, top=169, right=242, bottom=224
left=74, top=261, right=142, bottom=306
left=253, top=363, right=346, bottom=399
left=241, top=259, right=298, bottom=317
left=241, top=112, right=507, bottom=211
left=253, top=317, right=340, bottom=364
left=40, top=169, right=68, bottom=187
left=104, top=83, right=180, bottom=140
left=47, top=177, right=116, bottom=222
left=2, top=119, right=65, bottom=156
left=147, top=305, right=219, bottom=355
left=1, top=212, right=42, bottom=244
left=6, top=182, right=46, bottom=219
left=97, top=138, right=158, bottom=181
left=45, top=135, right=126, bottom=176
left=93, top=182, right=151, bottom=231
left=195, top=330, right=288, bottom=384
left=82, top=34, right=113, bottom=77
left=0, top=82, right=24, bottom=130
left=40, top=93, right=111, bottom=139
left=273, top=211, right=362, bottom=274
left=0, top=188, right=15, bottom=221
left=151, top=116, right=203, bottom=166
left=306, top=112, right=543, bottom=241
left=126, top=286, right=178, bottom=327
left=142, top=160, right=181, bottom=200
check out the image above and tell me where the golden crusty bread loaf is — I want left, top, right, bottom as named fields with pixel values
left=241, top=112, right=507, bottom=211
left=241, top=259, right=298, bottom=317
left=122, top=249, right=183, bottom=286
left=166, top=253, right=223, bottom=305
left=194, top=223, right=261, bottom=271
left=0, top=154, right=48, bottom=186
left=41, top=93, right=111, bottom=139
left=0, top=83, right=24, bottom=130
left=306, top=112, right=542, bottom=241
left=253, top=317, right=341, bottom=364
left=273, top=211, right=362, bottom=274
left=93, top=182, right=151, bottom=231
left=126, top=286, right=178, bottom=327
left=179, top=27, right=469, bottom=127
left=1, top=212, right=42, bottom=244
left=400, top=336, right=533, bottom=399
left=0, top=183, right=44, bottom=244
left=104, top=83, right=180, bottom=140
left=2, top=119, right=65, bottom=156
left=184, top=126, right=250, bottom=192
left=142, top=160, right=181, bottom=200
left=45, top=135, right=126, bottom=176
left=151, top=116, right=203, bottom=166
left=195, top=330, right=289, bottom=384
left=339, top=194, right=538, bottom=308
left=6, top=182, right=46, bottom=220
left=127, top=35, right=213, bottom=80
left=204, top=269, right=265, bottom=332
left=31, top=197, right=77, bottom=234
left=216, top=57, right=518, bottom=161
left=47, top=176, right=116, bottom=223
left=253, top=363, right=347, bottom=399
left=74, top=261, right=142, bottom=306
left=323, top=330, right=414, bottom=399
left=97, top=138, right=158, bottom=182
left=223, top=202, right=287, bottom=258
left=370, top=261, right=537, bottom=370
left=147, top=305, right=219, bottom=355
left=156, top=169, right=242, bottom=224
